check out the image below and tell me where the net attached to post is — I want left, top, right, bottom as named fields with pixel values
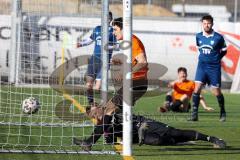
left=0, top=0, right=123, bottom=155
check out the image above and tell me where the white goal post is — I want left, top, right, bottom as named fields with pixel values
left=123, top=0, right=133, bottom=157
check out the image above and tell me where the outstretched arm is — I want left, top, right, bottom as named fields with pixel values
left=76, top=37, right=93, bottom=48
left=107, top=42, right=120, bottom=51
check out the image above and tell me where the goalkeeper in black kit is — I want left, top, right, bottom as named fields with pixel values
left=73, top=104, right=226, bottom=151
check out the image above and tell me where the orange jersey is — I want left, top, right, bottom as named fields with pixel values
left=132, top=35, right=148, bottom=80
left=172, top=80, right=195, bottom=100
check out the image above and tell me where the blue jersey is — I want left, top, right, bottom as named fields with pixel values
left=90, top=26, right=116, bottom=57
left=196, top=31, right=227, bottom=64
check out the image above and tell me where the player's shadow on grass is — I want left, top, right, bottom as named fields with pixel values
left=134, top=145, right=240, bottom=156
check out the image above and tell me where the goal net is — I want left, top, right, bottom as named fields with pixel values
left=0, top=0, right=122, bottom=154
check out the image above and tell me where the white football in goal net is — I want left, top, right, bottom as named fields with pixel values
left=22, top=97, right=40, bottom=114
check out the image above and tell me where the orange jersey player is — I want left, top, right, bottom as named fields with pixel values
left=160, top=67, right=214, bottom=113
left=107, top=17, right=148, bottom=113
left=172, top=79, right=195, bottom=101
left=98, top=17, right=149, bottom=136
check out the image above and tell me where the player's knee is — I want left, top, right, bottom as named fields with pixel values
left=94, top=80, right=101, bottom=90
left=180, top=94, right=188, bottom=101
left=194, top=83, right=202, bottom=94
left=212, top=88, right=221, bottom=96
left=194, top=88, right=201, bottom=94
left=181, top=96, right=190, bottom=110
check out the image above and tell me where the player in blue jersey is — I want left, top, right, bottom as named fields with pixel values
left=190, top=15, right=227, bottom=122
left=76, top=12, right=116, bottom=105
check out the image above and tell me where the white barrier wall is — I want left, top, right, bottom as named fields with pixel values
left=0, top=15, right=11, bottom=79
left=0, top=15, right=239, bottom=82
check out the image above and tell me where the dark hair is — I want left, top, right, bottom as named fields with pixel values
left=178, top=67, right=187, bottom=73
left=112, top=17, right=123, bottom=30
left=201, top=15, right=214, bottom=23
left=109, top=11, right=113, bottom=21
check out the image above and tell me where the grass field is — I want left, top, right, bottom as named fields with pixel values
left=0, top=88, right=240, bottom=160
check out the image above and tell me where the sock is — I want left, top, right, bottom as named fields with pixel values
left=87, top=89, right=93, bottom=104
left=217, top=94, right=226, bottom=114
left=103, top=115, right=112, bottom=133
left=195, top=132, right=220, bottom=144
left=170, top=100, right=182, bottom=112
left=192, top=93, right=200, bottom=116
left=165, top=95, right=172, bottom=106
left=87, top=125, right=104, bottom=144
left=195, top=132, right=210, bottom=141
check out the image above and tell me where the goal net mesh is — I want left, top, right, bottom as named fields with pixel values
left=0, top=0, right=121, bottom=154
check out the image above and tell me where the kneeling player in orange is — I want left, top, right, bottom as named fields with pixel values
left=160, top=67, right=213, bottom=113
